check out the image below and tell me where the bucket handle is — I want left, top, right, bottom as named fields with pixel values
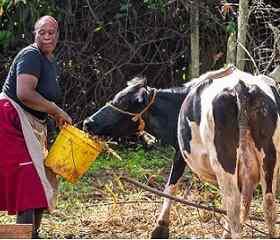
left=70, top=139, right=78, bottom=174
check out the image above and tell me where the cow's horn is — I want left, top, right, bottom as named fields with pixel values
left=269, top=65, right=280, bottom=83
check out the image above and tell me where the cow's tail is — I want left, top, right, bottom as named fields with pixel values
left=235, top=80, right=250, bottom=138
left=234, top=80, right=259, bottom=224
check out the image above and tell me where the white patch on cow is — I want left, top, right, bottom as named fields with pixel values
left=182, top=120, right=216, bottom=183
left=194, top=69, right=276, bottom=113
left=199, top=85, right=235, bottom=180
left=156, top=184, right=177, bottom=225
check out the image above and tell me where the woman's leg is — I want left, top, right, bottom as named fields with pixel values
left=34, top=208, right=44, bottom=238
left=16, top=209, right=34, bottom=225
left=16, top=208, right=44, bottom=239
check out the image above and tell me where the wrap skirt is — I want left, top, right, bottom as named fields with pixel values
left=0, top=99, right=48, bottom=215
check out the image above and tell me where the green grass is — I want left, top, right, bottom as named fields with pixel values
left=89, top=144, right=173, bottom=178
left=58, top=144, right=174, bottom=196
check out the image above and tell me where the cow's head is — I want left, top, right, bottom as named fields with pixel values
left=83, top=77, right=155, bottom=138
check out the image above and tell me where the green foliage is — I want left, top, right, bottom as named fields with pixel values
left=226, top=20, right=237, bottom=34
left=182, top=66, right=191, bottom=82
left=90, top=144, right=173, bottom=179
left=120, top=0, right=132, bottom=13
left=0, top=0, right=24, bottom=11
left=0, top=30, right=12, bottom=48
left=0, top=0, right=24, bottom=48
left=94, top=25, right=103, bottom=32
left=0, top=0, right=59, bottom=51
left=144, top=0, right=166, bottom=13
left=115, top=0, right=133, bottom=19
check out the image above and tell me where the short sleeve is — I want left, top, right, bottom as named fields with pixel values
left=16, top=50, right=41, bottom=78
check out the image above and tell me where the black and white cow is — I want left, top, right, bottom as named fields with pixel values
left=176, top=69, right=280, bottom=238
left=83, top=66, right=280, bottom=238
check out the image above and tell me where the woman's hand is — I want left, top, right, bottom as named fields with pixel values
left=52, top=107, right=72, bottom=128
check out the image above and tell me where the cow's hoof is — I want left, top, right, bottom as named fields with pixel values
left=222, top=230, right=231, bottom=239
left=151, top=225, right=169, bottom=239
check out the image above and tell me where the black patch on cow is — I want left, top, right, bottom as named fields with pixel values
left=248, top=85, right=277, bottom=150
left=178, top=110, right=192, bottom=153
left=145, top=89, right=190, bottom=146
left=168, top=151, right=187, bottom=185
left=247, top=85, right=277, bottom=193
left=213, top=88, right=239, bottom=174
left=184, top=78, right=213, bottom=125
left=178, top=78, right=213, bottom=154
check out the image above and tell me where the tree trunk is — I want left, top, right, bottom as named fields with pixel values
left=190, top=2, right=200, bottom=78
left=236, top=0, right=249, bottom=70
left=226, top=31, right=237, bottom=65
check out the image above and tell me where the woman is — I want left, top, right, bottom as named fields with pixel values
left=0, top=16, right=72, bottom=238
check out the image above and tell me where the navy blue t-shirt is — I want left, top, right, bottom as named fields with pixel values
left=2, top=44, right=62, bottom=120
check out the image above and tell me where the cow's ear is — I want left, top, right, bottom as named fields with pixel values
left=135, top=87, right=148, bottom=104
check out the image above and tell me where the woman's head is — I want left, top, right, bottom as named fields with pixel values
left=34, top=16, right=59, bottom=57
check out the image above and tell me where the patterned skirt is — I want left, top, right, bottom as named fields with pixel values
left=0, top=99, right=48, bottom=215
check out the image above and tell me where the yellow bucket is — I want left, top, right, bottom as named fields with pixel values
left=45, top=125, right=104, bottom=183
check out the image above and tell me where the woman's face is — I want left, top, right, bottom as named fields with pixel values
left=34, top=20, right=58, bottom=57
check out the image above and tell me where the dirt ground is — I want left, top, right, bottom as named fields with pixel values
left=0, top=172, right=277, bottom=239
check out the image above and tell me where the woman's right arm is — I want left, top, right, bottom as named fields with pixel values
left=17, top=73, right=72, bottom=127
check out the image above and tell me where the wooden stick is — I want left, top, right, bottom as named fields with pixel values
left=120, top=176, right=280, bottom=224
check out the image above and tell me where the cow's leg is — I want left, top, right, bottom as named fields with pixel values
left=221, top=197, right=231, bottom=238
left=240, top=178, right=257, bottom=226
left=224, top=182, right=241, bottom=238
left=220, top=176, right=255, bottom=238
left=151, top=151, right=186, bottom=239
left=260, top=179, right=277, bottom=238
left=217, top=174, right=241, bottom=239
left=262, top=192, right=276, bottom=238
left=260, top=145, right=278, bottom=238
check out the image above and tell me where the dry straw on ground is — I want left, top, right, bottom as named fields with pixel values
left=0, top=173, right=276, bottom=238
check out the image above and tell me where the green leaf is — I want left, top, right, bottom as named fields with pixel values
left=0, top=30, right=12, bottom=47
left=120, top=4, right=128, bottom=12
left=182, top=72, right=186, bottom=81
left=94, top=26, right=103, bottom=32
left=6, top=0, right=13, bottom=10
left=2, top=0, right=10, bottom=8
left=15, top=0, right=26, bottom=4
left=226, top=21, right=236, bottom=34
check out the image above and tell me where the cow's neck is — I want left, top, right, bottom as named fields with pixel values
left=143, top=87, right=190, bottom=147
